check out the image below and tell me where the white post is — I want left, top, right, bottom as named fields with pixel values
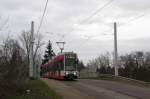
left=29, top=21, right=34, bottom=78
left=114, top=22, right=118, bottom=76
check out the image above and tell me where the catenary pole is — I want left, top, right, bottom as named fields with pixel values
left=29, top=21, right=34, bottom=79
left=114, top=22, right=118, bottom=76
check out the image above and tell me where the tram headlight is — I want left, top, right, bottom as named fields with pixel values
left=74, top=72, right=77, bottom=75
left=65, top=72, right=69, bottom=75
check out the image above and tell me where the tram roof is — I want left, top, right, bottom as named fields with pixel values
left=42, top=52, right=77, bottom=66
left=57, top=52, right=76, bottom=55
left=50, top=52, right=76, bottom=62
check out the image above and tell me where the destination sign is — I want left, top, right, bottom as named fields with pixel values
left=65, top=54, right=76, bottom=59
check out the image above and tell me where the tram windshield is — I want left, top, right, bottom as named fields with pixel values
left=65, top=59, right=76, bottom=71
left=65, top=53, right=77, bottom=71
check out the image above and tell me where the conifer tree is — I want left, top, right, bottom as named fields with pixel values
left=42, top=40, right=55, bottom=64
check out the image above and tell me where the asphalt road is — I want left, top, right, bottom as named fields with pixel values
left=42, top=78, right=150, bottom=99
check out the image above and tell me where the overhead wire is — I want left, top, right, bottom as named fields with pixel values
left=37, top=0, right=49, bottom=35
left=58, top=1, right=150, bottom=50
left=95, top=10, right=150, bottom=37
left=40, top=0, right=114, bottom=52
left=78, top=0, right=114, bottom=41
left=80, top=0, right=114, bottom=24
left=119, top=11, right=150, bottom=27
left=45, top=0, right=114, bottom=44
left=63, top=0, right=114, bottom=38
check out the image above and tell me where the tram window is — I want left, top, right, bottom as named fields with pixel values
left=46, top=66, right=48, bottom=72
left=50, top=64, right=53, bottom=71
left=60, top=61, right=64, bottom=70
left=54, top=63, right=57, bottom=71
left=50, top=64, right=51, bottom=70
left=54, top=62, right=57, bottom=70
left=52, top=64, right=54, bottom=71
left=57, top=63, right=59, bottom=70
left=51, top=64, right=54, bottom=71
left=47, top=65, right=49, bottom=71
left=44, top=67, right=46, bottom=73
left=43, top=68, right=45, bottom=73
left=45, top=68, right=47, bottom=73
left=48, top=65, right=51, bottom=71
left=45, top=67, right=47, bottom=72
left=53, top=64, right=55, bottom=71
left=58, top=63, right=61, bottom=71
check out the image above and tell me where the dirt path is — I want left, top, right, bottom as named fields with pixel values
left=42, top=78, right=93, bottom=99
left=74, top=79, right=150, bottom=99
left=42, top=78, right=150, bottom=99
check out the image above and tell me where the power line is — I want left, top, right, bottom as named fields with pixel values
left=121, top=11, right=150, bottom=27
left=96, top=10, right=150, bottom=37
left=80, top=0, right=114, bottom=24
left=63, top=0, right=114, bottom=38
left=61, top=1, right=150, bottom=49
left=45, top=0, right=114, bottom=43
left=37, top=0, right=49, bottom=34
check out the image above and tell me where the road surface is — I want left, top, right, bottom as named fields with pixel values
left=42, top=78, right=150, bottom=99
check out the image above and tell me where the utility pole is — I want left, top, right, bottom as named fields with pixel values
left=114, top=22, right=118, bottom=76
left=56, top=42, right=66, bottom=53
left=29, top=21, right=34, bottom=79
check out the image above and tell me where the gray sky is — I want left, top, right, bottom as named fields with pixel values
left=0, top=0, right=150, bottom=63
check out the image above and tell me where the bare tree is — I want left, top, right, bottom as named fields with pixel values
left=96, top=52, right=110, bottom=68
left=33, top=33, right=44, bottom=62
left=20, top=31, right=44, bottom=78
left=20, top=31, right=31, bottom=64
left=0, top=37, right=29, bottom=98
left=86, top=52, right=111, bottom=72
left=0, top=37, right=27, bottom=81
left=20, top=31, right=43, bottom=62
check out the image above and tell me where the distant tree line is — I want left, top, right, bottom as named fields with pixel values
left=118, top=51, right=150, bottom=82
left=86, top=52, right=150, bottom=82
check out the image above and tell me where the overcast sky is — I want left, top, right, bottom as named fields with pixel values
left=0, top=0, right=150, bottom=63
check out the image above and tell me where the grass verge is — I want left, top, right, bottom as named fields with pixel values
left=11, top=80, right=62, bottom=99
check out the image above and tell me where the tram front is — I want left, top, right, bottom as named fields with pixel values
left=64, top=52, right=79, bottom=80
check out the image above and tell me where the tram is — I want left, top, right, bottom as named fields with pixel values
left=41, top=52, right=79, bottom=80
